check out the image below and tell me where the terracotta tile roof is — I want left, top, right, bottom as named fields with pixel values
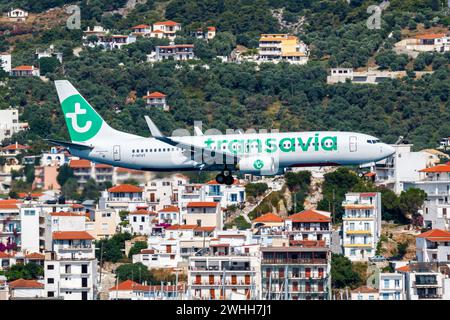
left=11, top=65, right=34, bottom=71
left=165, top=224, right=198, bottom=230
left=71, top=203, right=84, bottom=209
left=18, top=192, right=43, bottom=199
left=364, top=172, right=376, bottom=177
left=351, top=286, right=378, bottom=294
left=140, top=249, right=155, bottom=254
left=143, top=91, right=166, bottom=99
left=50, top=211, right=85, bottom=217
left=95, top=163, right=112, bottom=169
left=52, top=231, right=94, bottom=240
left=130, top=209, right=151, bottom=215
left=420, top=163, right=450, bottom=173
left=151, top=29, right=164, bottom=33
left=131, top=24, right=150, bottom=29
left=69, top=159, right=91, bottom=168
left=0, top=252, right=12, bottom=258
left=153, top=20, right=179, bottom=26
left=416, top=229, right=450, bottom=242
left=252, top=212, right=284, bottom=223
left=207, top=26, right=216, bottom=31
left=195, top=226, right=215, bottom=232
left=25, top=252, right=45, bottom=260
left=109, top=279, right=144, bottom=291
left=415, top=33, right=446, bottom=40
left=187, top=202, right=218, bottom=208
left=360, top=193, right=377, bottom=197
left=158, top=206, right=179, bottom=213
left=288, top=209, right=331, bottom=223
left=206, top=179, right=239, bottom=185
left=0, top=202, right=19, bottom=210
left=109, top=279, right=184, bottom=292
left=108, top=184, right=143, bottom=193
left=116, top=167, right=144, bottom=174
left=396, top=265, right=410, bottom=272
left=9, top=279, right=44, bottom=289
left=2, top=143, right=30, bottom=150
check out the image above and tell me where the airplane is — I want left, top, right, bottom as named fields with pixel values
left=48, top=80, right=396, bottom=185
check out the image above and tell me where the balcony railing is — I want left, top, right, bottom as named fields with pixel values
left=191, top=280, right=254, bottom=286
left=189, top=266, right=255, bottom=272
left=262, top=258, right=327, bottom=265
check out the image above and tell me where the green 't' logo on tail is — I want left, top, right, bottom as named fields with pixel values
left=253, top=159, right=264, bottom=170
left=61, top=94, right=103, bottom=142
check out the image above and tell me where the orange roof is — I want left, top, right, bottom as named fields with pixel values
left=151, top=29, right=164, bottom=33
left=187, top=202, right=218, bottom=208
left=130, top=209, right=151, bottom=215
left=165, top=224, right=198, bottom=230
left=108, top=184, right=143, bottom=193
left=25, top=252, right=45, bottom=260
left=195, top=226, right=215, bottom=232
left=140, top=249, right=155, bottom=254
left=0, top=252, right=11, bottom=258
left=252, top=212, right=284, bottom=223
left=109, top=279, right=184, bottom=292
left=71, top=203, right=84, bottom=209
left=116, top=167, right=144, bottom=174
left=288, top=209, right=331, bottom=223
left=207, top=26, right=216, bottom=31
left=143, top=91, right=166, bottom=99
left=158, top=206, right=179, bottom=213
left=364, top=172, right=376, bottom=177
left=416, top=229, right=450, bottom=242
left=11, top=65, right=34, bottom=71
left=52, top=231, right=94, bottom=240
left=50, top=211, right=85, bottom=217
left=2, top=143, right=29, bottom=150
left=206, top=179, right=239, bottom=185
left=420, top=163, right=450, bottom=173
left=9, top=279, right=44, bottom=289
left=95, top=163, right=112, bottom=169
left=415, top=33, right=445, bottom=40
left=396, top=265, right=410, bottom=272
left=131, top=24, right=150, bottom=29
left=109, top=279, right=145, bottom=291
left=0, top=202, right=19, bottom=210
left=69, top=159, right=91, bottom=168
left=343, top=204, right=375, bottom=209
left=153, top=20, right=179, bottom=26
left=18, top=192, right=43, bottom=199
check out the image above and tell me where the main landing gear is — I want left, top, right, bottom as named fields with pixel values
left=215, top=168, right=235, bottom=185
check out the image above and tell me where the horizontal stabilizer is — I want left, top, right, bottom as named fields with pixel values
left=46, top=138, right=93, bottom=150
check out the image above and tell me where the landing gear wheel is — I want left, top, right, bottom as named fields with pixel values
left=215, top=173, right=225, bottom=184
left=224, top=175, right=234, bottom=186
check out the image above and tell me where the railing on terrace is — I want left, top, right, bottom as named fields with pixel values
left=262, top=258, right=327, bottom=264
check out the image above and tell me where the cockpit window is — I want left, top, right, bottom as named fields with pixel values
left=367, top=139, right=381, bottom=144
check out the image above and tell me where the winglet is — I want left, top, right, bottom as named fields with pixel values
left=194, top=126, right=203, bottom=136
left=144, top=116, right=164, bottom=138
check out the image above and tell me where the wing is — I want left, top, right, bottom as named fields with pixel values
left=46, top=138, right=94, bottom=150
left=144, top=116, right=240, bottom=168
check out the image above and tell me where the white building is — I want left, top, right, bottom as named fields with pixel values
left=158, top=206, right=180, bottom=225
left=350, top=286, right=379, bottom=300
left=40, top=147, right=67, bottom=167
left=0, top=54, right=11, bottom=72
left=285, top=209, right=332, bottom=247
left=99, top=184, right=147, bottom=213
left=7, top=8, right=28, bottom=22
left=151, top=21, right=181, bottom=40
left=44, top=231, right=97, bottom=300
left=202, top=180, right=246, bottom=209
left=8, top=279, right=45, bottom=299
left=184, top=202, right=223, bottom=230
left=144, top=174, right=188, bottom=211
left=326, top=68, right=430, bottom=85
left=129, top=209, right=156, bottom=235
left=342, top=192, right=382, bottom=261
left=0, top=109, right=28, bottom=143
left=406, top=162, right=450, bottom=230
left=36, top=45, right=63, bottom=64
left=378, top=272, right=405, bottom=300
left=142, top=91, right=169, bottom=111
left=10, top=65, right=40, bottom=77
left=399, top=262, right=450, bottom=300
left=19, top=206, right=40, bottom=254
left=415, top=229, right=450, bottom=262
left=108, top=279, right=184, bottom=300
left=372, top=144, right=440, bottom=194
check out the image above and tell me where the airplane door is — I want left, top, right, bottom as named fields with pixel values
left=349, top=136, right=357, bottom=152
left=113, top=145, right=121, bottom=161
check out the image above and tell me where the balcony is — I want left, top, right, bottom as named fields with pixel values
left=191, top=280, right=254, bottom=287
left=418, top=294, right=442, bottom=299
left=189, top=266, right=256, bottom=272
left=345, top=230, right=372, bottom=235
left=262, top=258, right=327, bottom=265
left=343, top=243, right=372, bottom=248
left=414, top=280, right=438, bottom=287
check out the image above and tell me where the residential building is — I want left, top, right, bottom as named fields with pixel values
left=84, top=34, right=137, bottom=50
left=378, top=272, right=405, bottom=300
left=158, top=206, right=180, bottom=225
left=0, top=109, right=28, bottom=143
left=188, top=246, right=260, bottom=300
left=193, top=27, right=216, bottom=40
left=399, top=262, right=450, bottom=300
left=0, top=53, right=11, bottom=72
left=109, top=280, right=185, bottom=300
left=415, top=229, right=450, bottom=262
left=373, top=144, right=440, bottom=194
left=285, top=209, right=332, bottom=247
left=8, top=279, right=45, bottom=299
left=258, top=34, right=309, bottom=65
left=185, top=202, right=223, bottom=230
left=10, top=65, right=40, bottom=77
left=129, top=209, right=157, bottom=235
left=44, top=231, right=98, bottom=300
left=130, top=24, right=152, bottom=36
left=438, top=136, right=450, bottom=150
left=32, top=165, right=60, bottom=191
left=152, top=45, right=195, bottom=62
left=35, top=45, right=63, bottom=64
left=0, top=199, right=21, bottom=251
left=83, top=25, right=109, bottom=38
left=350, top=286, right=379, bottom=300
left=151, top=21, right=181, bottom=40
left=251, top=212, right=285, bottom=240
left=0, top=276, right=8, bottom=300
left=99, top=184, right=147, bottom=214
left=40, top=146, right=67, bottom=167
left=86, top=209, right=120, bottom=239
left=342, top=192, right=382, bottom=261
left=406, top=162, right=450, bottom=230
left=143, top=91, right=169, bottom=111
left=7, top=8, right=28, bottom=22
left=145, top=174, right=188, bottom=211
left=396, top=33, right=450, bottom=53
left=203, top=179, right=246, bottom=208
left=260, top=241, right=331, bottom=300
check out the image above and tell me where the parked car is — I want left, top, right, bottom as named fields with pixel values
left=369, top=255, right=386, bottom=262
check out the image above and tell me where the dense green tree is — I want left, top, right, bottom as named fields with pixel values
left=5, top=263, right=44, bottom=281
left=330, top=254, right=362, bottom=289
left=128, top=241, right=148, bottom=259
left=115, top=262, right=154, bottom=283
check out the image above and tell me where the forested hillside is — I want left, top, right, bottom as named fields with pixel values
left=1, top=0, right=450, bottom=152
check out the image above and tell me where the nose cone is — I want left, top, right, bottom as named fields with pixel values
left=382, top=144, right=395, bottom=158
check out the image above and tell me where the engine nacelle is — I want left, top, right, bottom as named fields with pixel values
left=236, top=156, right=279, bottom=176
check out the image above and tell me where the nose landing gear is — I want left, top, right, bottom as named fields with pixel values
left=215, top=168, right=235, bottom=185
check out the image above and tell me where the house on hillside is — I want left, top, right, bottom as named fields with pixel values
left=7, top=8, right=28, bottom=22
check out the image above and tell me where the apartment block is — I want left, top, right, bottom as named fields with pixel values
left=378, top=272, right=405, bottom=300
left=0, top=109, right=28, bottom=143
left=260, top=241, right=331, bottom=300
left=258, top=34, right=309, bottom=65
left=99, top=184, right=147, bottom=213
left=342, top=192, right=381, bottom=261
left=152, top=45, right=195, bottom=62
left=415, top=229, right=450, bottom=262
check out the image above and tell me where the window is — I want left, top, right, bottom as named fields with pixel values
left=384, top=279, right=389, bottom=289
left=47, top=278, right=54, bottom=284
left=395, top=279, right=400, bottom=288
left=48, top=291, right=55, bottom=297
left=47, top=264, right=54, bottom=270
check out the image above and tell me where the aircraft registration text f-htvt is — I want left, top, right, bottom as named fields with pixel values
left=49, top=80, right=395, bottom=185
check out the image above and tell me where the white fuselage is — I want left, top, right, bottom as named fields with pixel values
left=69, top=131, right=395, bottom=173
